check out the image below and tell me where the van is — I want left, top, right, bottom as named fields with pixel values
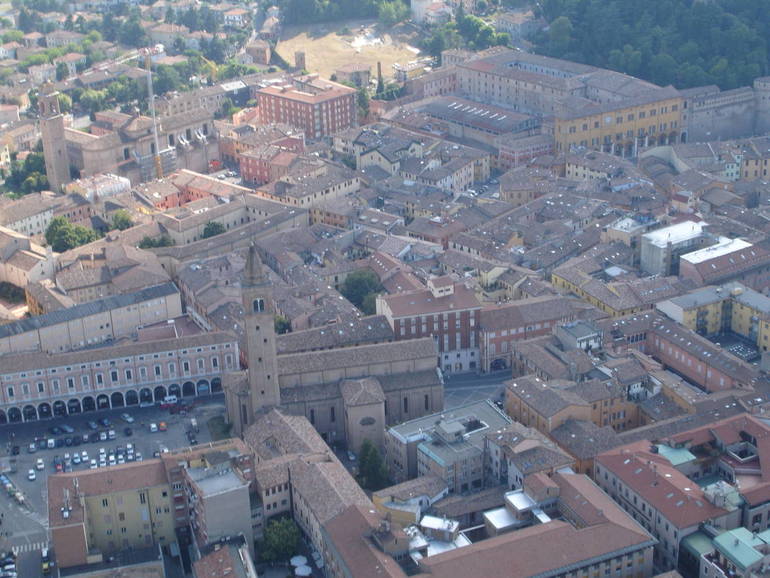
left=163, top=395, right=178, bottom=405
left=47, top=439, right=55, bottom=449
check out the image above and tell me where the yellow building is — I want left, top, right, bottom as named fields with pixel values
left=49, top=461, right=176, bottom=569
left=554, top=91, right=684, bottom=156
left=656, top=282, right=770, bottom=351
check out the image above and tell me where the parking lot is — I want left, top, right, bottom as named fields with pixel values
left=0, top=396, right=227, bottom=577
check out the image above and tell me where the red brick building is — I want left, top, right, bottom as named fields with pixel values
left=256, top=75, right=356, bottom=140
left=239, top=147, right=297, bottom=186
left=648, top=316, right=759, bottom=392
left=376, top=276, right=481, bottom=373
left=478, top=296, right=579, bottom=372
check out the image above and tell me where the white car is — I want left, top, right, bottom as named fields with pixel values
left=35, top=458, right=44, bottom=471
left=135, top=452, right=143, bottom=462
left=120, top=413, right=135, bottom=423
left=149, top=423, right=158, bottom=433
left=81, top=450, right=88, bottom=461
left=90, top=459, right=97, bottom=470
left=27, top=469, right=36, bottom=481
left=99, top=447, right=106, bottom=456
left=72, top=454, right=81, bottom=465
left=108, top=455, right=116, bottom=465
left=108, top=430, right=116, bottom=440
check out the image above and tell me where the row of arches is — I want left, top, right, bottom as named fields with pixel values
left=0, top=378, right=222, bottom=424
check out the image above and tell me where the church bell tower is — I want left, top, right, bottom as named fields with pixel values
left=241, top=243, right=281, bottom=413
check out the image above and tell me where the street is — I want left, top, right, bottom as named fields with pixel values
left=0, top=395, right=227, bottom=577
left=443, top=370, right=510, bottom=409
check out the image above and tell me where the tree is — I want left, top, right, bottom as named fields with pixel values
left=357, top=439, right=389, bottom=490
left=56, top=62, right=70, bottom=81
left=111, top=209, right=133, bottom=231
left=45, top=217, right=99, bottom=252
left=138, top=234, right=174, bottom=249
left=547, top=15, right=573, bottom=53
left=357, top=87, right=370, bottom=119
left=258, top=517, right=301, bottom=563
left=340, top=269, right=383, bottom=314
left=275, top=315, right=292, bottom=334
left=201, top=221, right=226, bottom=239
left=57, top=93, right=72, bottom=114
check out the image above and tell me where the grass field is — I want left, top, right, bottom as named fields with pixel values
left=275, top=20, right=421, bottom=81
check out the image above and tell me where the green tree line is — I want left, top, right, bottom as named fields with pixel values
left=533, top=0, right=769, bottom=90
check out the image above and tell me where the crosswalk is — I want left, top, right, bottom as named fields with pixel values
left=12, top=541, right=46, bottom=555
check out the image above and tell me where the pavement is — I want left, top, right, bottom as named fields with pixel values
left=0, top=395, right=227, bottom=577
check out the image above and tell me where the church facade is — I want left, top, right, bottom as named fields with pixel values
left=224, top=245, right=444, bottom=450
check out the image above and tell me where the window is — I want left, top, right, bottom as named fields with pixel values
left=125, top=369, right=132, bottom=381
left=183, top=361, right=190, bottom=373
left=96, top=373, right=103, bottom=385
left=330, top=407, right=335, bottom=422
left=309, top=409, right=315, bottom=424
left=111, top=370, right=118, bottom=383
left=6, top=387, right=13, bottom=398
left=155, top=365, right=161, bottom=376
left=424, top=394, right=429, bottom=411
left=102, top=498, right=109, bottom=507
left=197, top=359, right=204, bottom=371
left=212, top=357, right=218, bottom=369
left=37, top=382, right=45, bottom=393
left=253, top=299, right=265, bottom=313
left=403, top=397, right=408, bottom=413
left=119, top=512, right=125, bottom=521
left=139, top=493, right=146, bottom=505
left=67, top=377, right=75, bottom=389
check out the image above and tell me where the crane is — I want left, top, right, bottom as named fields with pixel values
left=139, top=45, right=165, bottom=180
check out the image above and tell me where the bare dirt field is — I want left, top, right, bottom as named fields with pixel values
left=276, top=20, right=422, bottom=81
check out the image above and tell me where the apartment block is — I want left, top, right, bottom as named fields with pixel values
left=657, top=281, right=770, bottom=352
left=377, top=276, right=482, bottom=373
left=647, top=316, right=759, bottom=392
left=256, top=75, right=356, bottom=140
left=640, top=221, right=710, bottom=276
left=0, top=331, right=236, bottom=424
left=477, top=295, right=579, bottom=372
left=595, top=414, right=770, bottom=572
left=0, top=283, right=182, bottom=356
left=48, top=460, right=177, bottom=568
left=384, top=399, right=511, bottom=491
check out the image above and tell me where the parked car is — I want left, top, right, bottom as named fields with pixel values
left=124, top=427, right=133, bottom=437
left=27, top=443, right=37, bottom=454
left=107, top=430, right=116, bottom=440
left=61, top=424, right=75, bottom=434
left=27, top=469, right=36, bottom=481
left=35, top=458, right=44, bottom=471
left=158, top=422, right=167, bottom=432
left=120, top=413, right=135, bottom=424
left=49, top=426, right=62, bottom=436
left=149, top=423, right=158, bottom=433
left=87, top=421, right=98, bottom=430
left=10, top=446, right=19, bottom=456
left=98, top=418, right=110, bottom=427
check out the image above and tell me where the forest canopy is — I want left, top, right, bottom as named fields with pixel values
left=532, top=0, right=769, bottom=90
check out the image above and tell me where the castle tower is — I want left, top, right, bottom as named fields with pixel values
left=39, top=85, right=70, bottom=192
left=241, top=243, right=281, bottom=413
